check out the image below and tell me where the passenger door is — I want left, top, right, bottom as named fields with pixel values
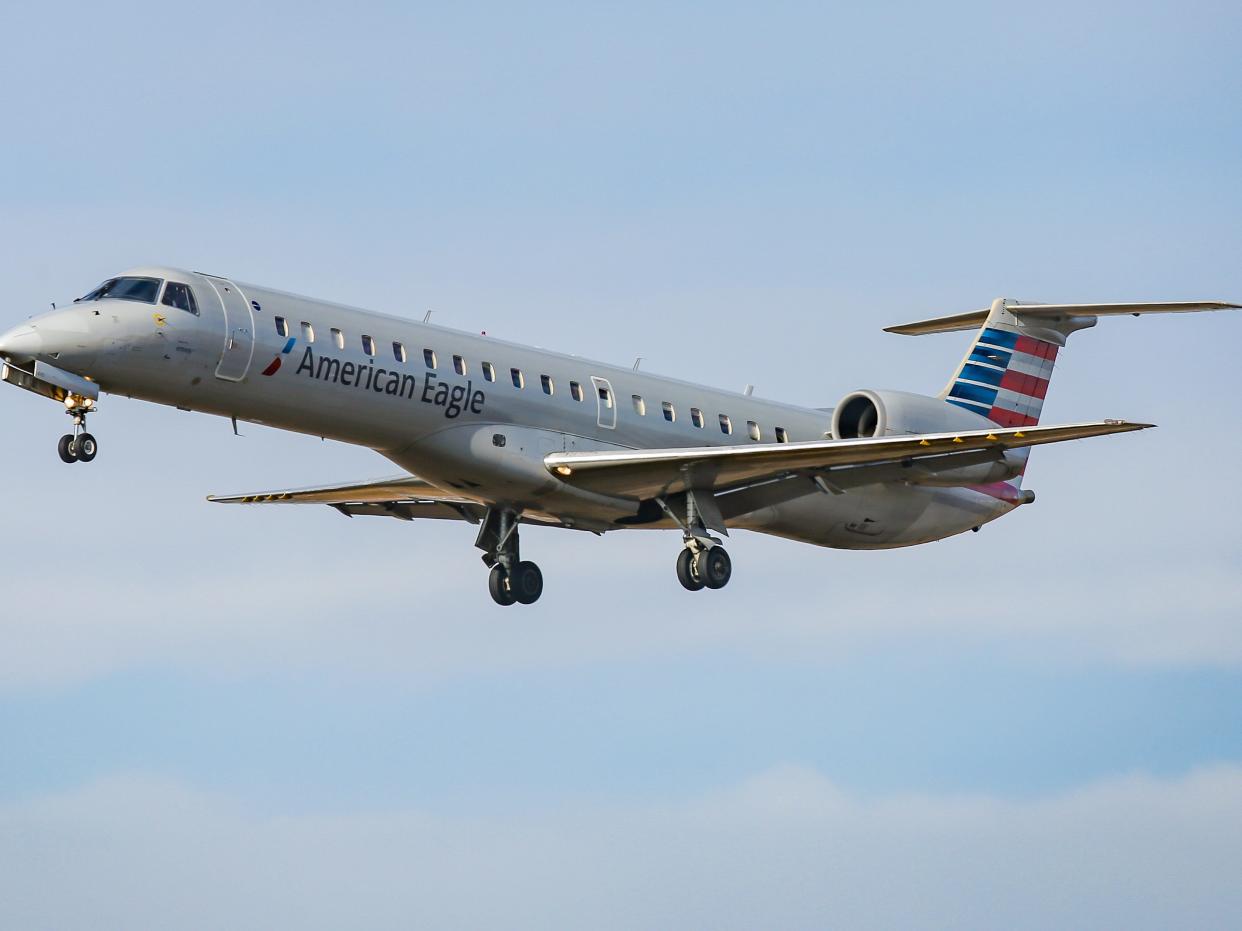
left=591, top=376, right=616, bottom=430
left=204, top=276, right=256, bottom=381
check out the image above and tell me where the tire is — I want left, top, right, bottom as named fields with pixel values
left=699, top=547, right=732, bottom=590
left=511, top=561, right=544, bottom=605
left=74, top=432, right=98, bottom=463
left=58, top=434, right=78, bottom=463
left=488, top=565, right=516, bottom=606
left=676, top=548, right=704, bottom=591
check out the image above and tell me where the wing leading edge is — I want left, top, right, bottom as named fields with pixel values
left=543, top=420, right=1152, bottom=499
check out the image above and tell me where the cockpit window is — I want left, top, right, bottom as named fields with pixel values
left=78, top=277, right=162, bottom=304
left=161, top=282, right=199, bottom=315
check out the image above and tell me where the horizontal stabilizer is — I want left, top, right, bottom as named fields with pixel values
left=886, top=300, right=1240, bottom=336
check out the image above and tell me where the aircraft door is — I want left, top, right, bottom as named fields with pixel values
left=204, top=276, right=256, bottom=381
left=591, top=376, right=616, bottom=429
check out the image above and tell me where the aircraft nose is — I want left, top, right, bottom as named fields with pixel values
left=0, top=323, right=42, bottom=360
left=0, top=309, right=99, bottom=370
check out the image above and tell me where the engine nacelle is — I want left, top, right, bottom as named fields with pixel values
left=830, top=389, right=1023, bottom=486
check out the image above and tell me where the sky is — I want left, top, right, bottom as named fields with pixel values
left=1, top=1, right=1241, bottom=927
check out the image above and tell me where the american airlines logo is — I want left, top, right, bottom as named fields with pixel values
left=290, top=345, right=486, bottom=419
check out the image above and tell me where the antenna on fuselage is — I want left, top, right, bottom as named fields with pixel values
left=744, top=384, right=754, bottom=396
left=423, top=310, right=433, bottom=323
left=633, top=357, right=642, bottom=371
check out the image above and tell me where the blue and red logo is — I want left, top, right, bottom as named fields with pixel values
left=262, top=337, right=297, bottom=376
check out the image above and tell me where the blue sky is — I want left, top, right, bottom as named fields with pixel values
left=2, top=2, right=1241, bottom=927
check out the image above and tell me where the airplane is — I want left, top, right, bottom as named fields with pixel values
left=1, top=267, right=1236, bottom=605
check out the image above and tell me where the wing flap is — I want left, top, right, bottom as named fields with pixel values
left=545, top=420, right=1152, bottom=499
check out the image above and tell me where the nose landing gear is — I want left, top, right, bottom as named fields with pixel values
left=57, top=396, right=98, bottom=464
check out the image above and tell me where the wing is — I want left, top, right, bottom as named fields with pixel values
left=207, top=474, right=490, bottom=523
left=544, top=420, right=1152, bottom=499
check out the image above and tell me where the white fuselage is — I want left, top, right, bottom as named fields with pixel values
left=7, top=267, right=1014, bottom=547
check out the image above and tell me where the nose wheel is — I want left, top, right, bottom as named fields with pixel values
left=58, top=403, right=99, bottom=464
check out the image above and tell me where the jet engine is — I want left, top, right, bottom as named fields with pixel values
left=830, top=389, right=1023, bottom=486
left=831, top=388, right=997, bottom=438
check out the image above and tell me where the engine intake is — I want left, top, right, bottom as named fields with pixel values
left=831, top=389, right=995, bottom=439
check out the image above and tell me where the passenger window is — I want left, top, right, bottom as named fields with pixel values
left=719, top=414, right=733, bottom=435
left=453, top=355, right=467, bottom=376
left=632, top=395, right=646, bottom=415
left=541, top=374, right=554, bottom=395
left=160, top=282, right=198, bottom=315
left=482, top=361, right=496, bottom=382
left=275, top=316, right=289, bottom=338
left=775, top=427, right=789, bottom=443
left=598, top=385, right=613, bottom=408
left=662, top=401, right=675, bottom=422
left=331, top=328, right=345, bottom=350
left=302, top=322, right=315, bottom=343
left=747, top=420, right=760, bottom=441
left=361, top=335, right=376, bottom=356
left=511, top=368, right=524, bottom=389
left=690, top=408, right=704, bottom=429
left=393, top=341, right=406, bottom=362
left=424, top=349, right=437, bottom=369
left=570, top=381, right=583, bottom=402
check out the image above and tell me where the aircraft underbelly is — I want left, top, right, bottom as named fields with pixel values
left=386, top=423, right=640, bottom=525
left=733, top=483, right=1013, bottom=549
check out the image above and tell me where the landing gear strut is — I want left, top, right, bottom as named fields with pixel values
left=477, top=508, right=544, bottom=606
left=57, top=396, right=98, bottom=464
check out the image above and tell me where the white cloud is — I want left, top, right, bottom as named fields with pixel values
left=3, top=765, right=1241, bottom=930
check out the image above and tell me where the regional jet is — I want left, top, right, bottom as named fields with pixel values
left=1, top=268, right=1235, bottom=605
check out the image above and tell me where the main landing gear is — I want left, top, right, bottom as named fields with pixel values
left=477, top=508, right=543, bottom=606
left=57, top=395, right=99, bottom=464
left=675, top=544, right=732, bottom=592
left=658, top=489, right=733, bottom=593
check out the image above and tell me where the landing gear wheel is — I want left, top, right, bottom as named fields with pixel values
left=676, top=548, right=705, bottom=591
left=58, top=434, right=79, bottom=463
left=73, top=432, right=98, bottom=463
left=488, top=565, right=516, bottom=606
left=511, top=561, right=544, bottom=605
left=698, top=547, right=732, bottom=590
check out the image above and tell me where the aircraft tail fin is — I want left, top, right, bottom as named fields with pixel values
left=885, top=297, right=1239, bottom=494
left=886, top=298, right=1240, bottom=429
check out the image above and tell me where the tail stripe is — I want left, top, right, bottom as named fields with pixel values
left=988, top=408, right=1040, bottom=428
left=969, top=346, right=1012, bottom=367
left=999, top=370, right=1049, bottom=399
left=948, top=382, right=999, bottom=407
left=945, top=326, right=1060, bottom=429
left=980, top=327, right=1019, bottom=349
left=960, top=362, right=1005, bottom=387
